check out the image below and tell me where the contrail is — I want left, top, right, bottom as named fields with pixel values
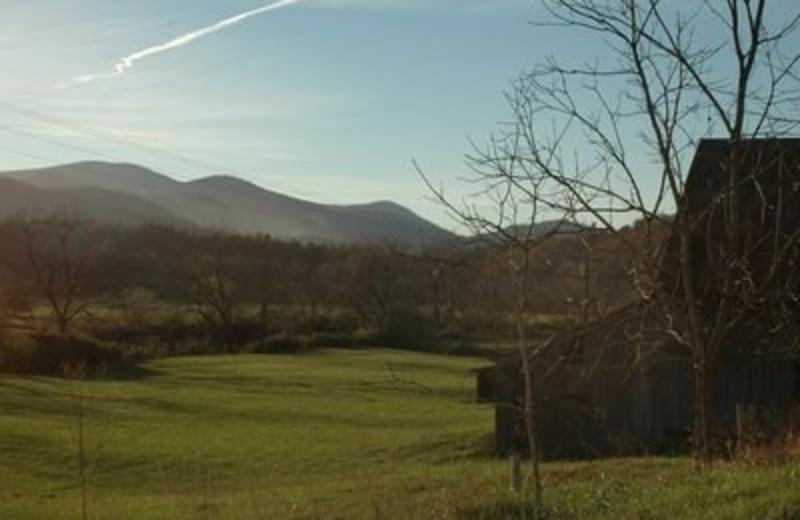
left=71, top=0, right=302, bottom=85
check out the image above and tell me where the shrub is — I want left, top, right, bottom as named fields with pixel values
left=285, top=308, right=360, bottom=335
left=379, top=308, right=436, bottom=348
left=92, top=308, right=267, bottom=355
left=352, top=327, right=382, bottom=346
left=255, top=333, right=310, bottom=354
left=0, top=333, right=125, bottom=376
left=313, top=310, right=360, bottom=333
left=308, top=331, right=357, bottom=348
left=208, top=319, right=264, bottom=351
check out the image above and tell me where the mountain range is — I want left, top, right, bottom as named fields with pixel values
left=0, top=161, right=455, bottom=247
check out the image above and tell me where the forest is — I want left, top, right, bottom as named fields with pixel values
left=0, top=216, right=646, bottom=374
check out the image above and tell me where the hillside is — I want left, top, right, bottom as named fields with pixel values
left=0, top=177, right=195, bottom=229
left=466, top=220, right=589, bottom=248
left=0, top=162, right=455, bottom=247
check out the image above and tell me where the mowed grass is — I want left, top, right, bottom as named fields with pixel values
left=0, top=350, right=498, bottom=519
left=1, top=349, right=799, bottom=519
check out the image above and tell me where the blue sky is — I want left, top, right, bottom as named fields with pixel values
left=0, top=0, right=551, bottom=228
left=2, top=1, right=796, bottom=230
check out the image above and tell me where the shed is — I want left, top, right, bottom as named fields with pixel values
left=478, top=139, right=800, bottom=458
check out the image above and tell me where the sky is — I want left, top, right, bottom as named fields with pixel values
left=1, top=1, right=796, bottom=231
left=0, top=0, right=553, bottom=229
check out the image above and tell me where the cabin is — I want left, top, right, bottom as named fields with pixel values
left=478, top=139, right=800, bottom=458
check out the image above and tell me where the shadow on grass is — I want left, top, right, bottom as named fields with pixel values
left=456, top=500, right=571, bottom=520
left=0, top=362, right=162, bottom=382
left=96, top=363, right=163, bottom=381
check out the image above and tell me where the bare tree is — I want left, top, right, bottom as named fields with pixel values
left=14, top=217, right=102, bottom=334
left=410, top=248, right=463, bottom=332
left=338, top=246, right=412, bottom=333
left=420, top=153, right=572, bottom=509
left=190, top=253, right=239, bottom=350
left=452, top=0, right=800, bottom=467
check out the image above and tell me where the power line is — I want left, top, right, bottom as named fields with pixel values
left=0, top=123, right=126, bottom=164
left=0, top=143, right=65, bottom=165
left=0, top=98, right=235, bottom=175
left=0, top=96, right=313, bottom=197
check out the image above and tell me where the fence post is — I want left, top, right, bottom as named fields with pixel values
left=510, top=452, right=521, bottom=491
left=735, top=402, right=745, bottom=457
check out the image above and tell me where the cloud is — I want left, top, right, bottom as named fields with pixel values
left=308, top=0, right=530, bottom=11
left=69, top=0, right=303, bottom=85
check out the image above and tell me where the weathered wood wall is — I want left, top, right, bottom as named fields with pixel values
left=483, top=352, right=798, bottom=457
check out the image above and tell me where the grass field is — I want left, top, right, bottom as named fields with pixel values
left=1, top=349, right=799, bottom=519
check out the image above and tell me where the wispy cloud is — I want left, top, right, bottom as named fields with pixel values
left=69, top=0, right=303, bottom=85
left=309, top=0, right=530, bottom=11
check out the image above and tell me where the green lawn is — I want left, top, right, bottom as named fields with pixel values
left=1, top=349, right=798, bottom=519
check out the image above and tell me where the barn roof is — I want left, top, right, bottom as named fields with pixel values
left=667, top=138, right=800, bottom=355
left=683, top=138, right=800, bottom=216
left=491, top=138, right=800, bottom=376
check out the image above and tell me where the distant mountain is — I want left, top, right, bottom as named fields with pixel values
left=0, top=177, right=195, bottom=229
left=0, top=161, right=455, bottom=247
left=466, top=220, right=588, bottom=248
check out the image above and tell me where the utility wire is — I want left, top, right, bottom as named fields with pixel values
left=0, top=123, right=126, bottom=164
left=0, top=143, right=65, bottom=165
left=0, top=96, right=312, bottom=198
left=0, top=98, right=234, bottom=175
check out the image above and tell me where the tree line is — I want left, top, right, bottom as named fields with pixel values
left=0, top=216, right=641, bottom=359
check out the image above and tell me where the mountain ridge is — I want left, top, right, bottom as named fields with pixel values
left=0, top=161, right=455, bottom=247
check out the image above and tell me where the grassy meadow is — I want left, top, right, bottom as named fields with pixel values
left=1, top=348, right=799, bottom=519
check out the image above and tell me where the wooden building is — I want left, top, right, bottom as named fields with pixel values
left=477, top=303, right=798, bottom=457
left=477, top=139, right=800, bottom=458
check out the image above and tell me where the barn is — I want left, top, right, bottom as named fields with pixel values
left=476, top=303, right=799, bottom=457
left=477, top=139, right=800, bottom=458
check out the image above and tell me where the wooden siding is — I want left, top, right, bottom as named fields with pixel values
left=483, top=351, right=798, bottom=458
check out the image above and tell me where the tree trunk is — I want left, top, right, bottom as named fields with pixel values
left=514, top=253, right=542, bottom=511
left=693, top=356, right=713, bottom=469
left=56, top=312, right=69, bottom=334
left=519, top=345, right=542, bottom=509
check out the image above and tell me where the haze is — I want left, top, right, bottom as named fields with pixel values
left=0, top=0, right=542, bottom=228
